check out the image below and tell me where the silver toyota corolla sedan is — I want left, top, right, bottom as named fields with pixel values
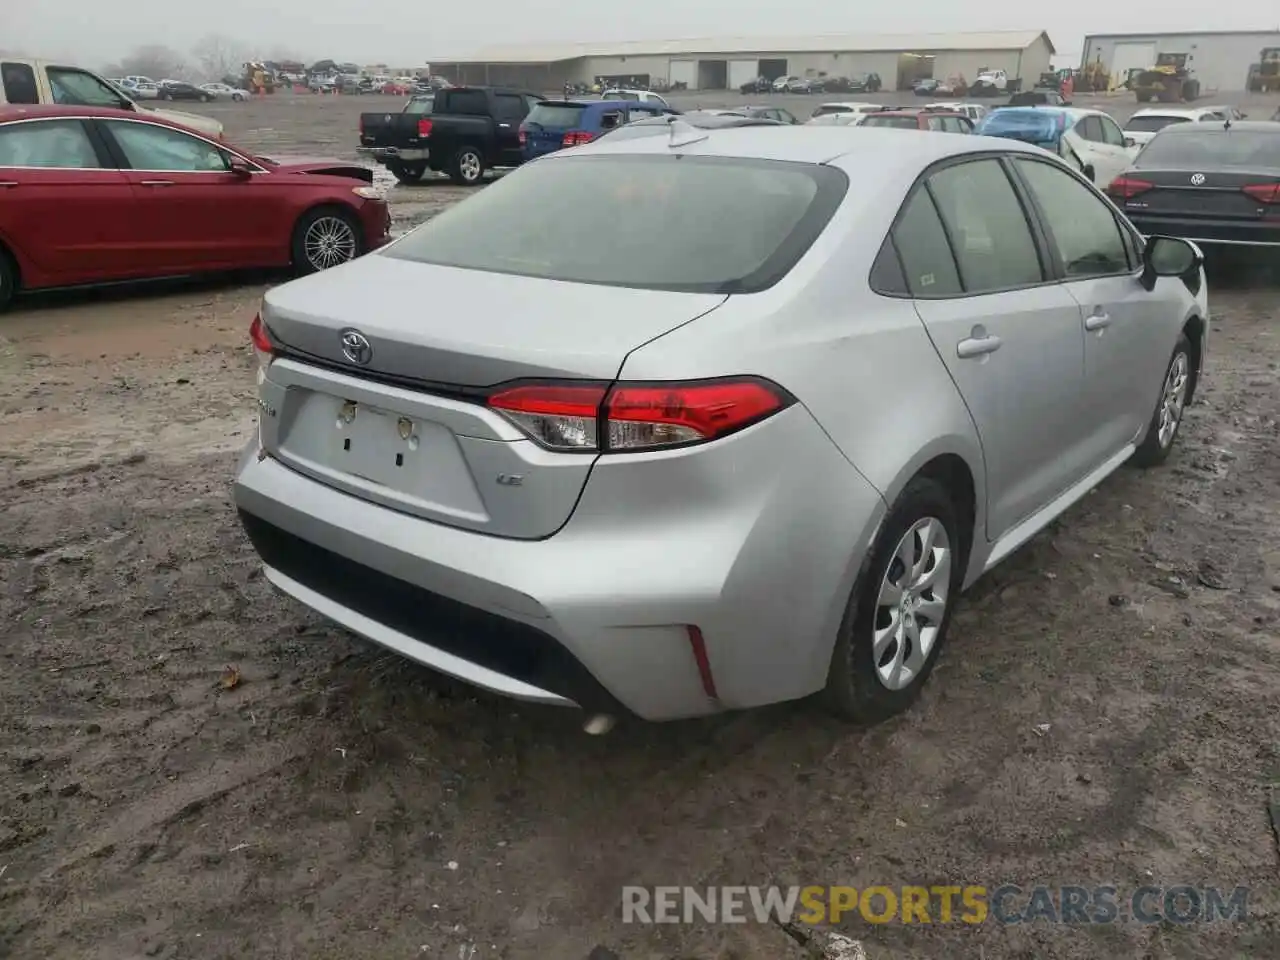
left=234, top=124, right=1209, bottom=725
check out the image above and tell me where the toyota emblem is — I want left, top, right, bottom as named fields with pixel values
left=1190, top=173, right=1206, bottom=186
left=340, top=328, right=372, bottom=365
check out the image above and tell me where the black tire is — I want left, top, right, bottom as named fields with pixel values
left=290, top=206, right=363, bottom=276
left=388, top=161, right=426, bottom=184
left=1132, top=333, right=1192, bottom=468
left=449, top=146, right=485, bottom=185
left=0, top=248, right=16, bottom=313
left=823, top=476, right=966, bottom=724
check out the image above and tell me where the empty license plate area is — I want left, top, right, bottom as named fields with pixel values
left=275, top=390, right=488, bottom=519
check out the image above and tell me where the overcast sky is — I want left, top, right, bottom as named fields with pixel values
left=3, top=3, right=1277, bottom=69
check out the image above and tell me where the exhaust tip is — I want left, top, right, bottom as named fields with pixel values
left=583, top=714, right=616, bottom=736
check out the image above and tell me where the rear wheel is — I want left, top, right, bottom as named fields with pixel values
left=388, top=161, right=426, bottom=184
left=823, top=476, right=965, bottom=724
left=1133, top=334, right=1192, bottom=468
left=449, top=146, right=485, bottom=185
left=291, top=207, right=362, bottom=275
left=0, top=249, right=16, bottom=313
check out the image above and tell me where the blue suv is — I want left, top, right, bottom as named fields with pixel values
left=520, top=99, right=669, bottom=161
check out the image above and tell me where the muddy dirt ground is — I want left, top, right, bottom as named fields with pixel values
left=2, top=95, right=1280, bottom=960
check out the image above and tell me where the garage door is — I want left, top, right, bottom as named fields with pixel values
left=1109, top=42, right=1157, bottom=89
left=728, top=59, right=759, bottom=90
left=669, top=59, right=696, bottom=89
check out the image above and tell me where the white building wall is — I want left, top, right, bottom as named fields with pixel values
left=1081, top=32, right=1280, bottom=93
left=580, top=56, right=675, bottom=85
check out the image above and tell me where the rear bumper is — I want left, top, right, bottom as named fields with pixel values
left=357, top=146, right=429, bottom=164
left=1128, top=214, right=1280, bottom=247
left=233, top=407, right=886, bottom=721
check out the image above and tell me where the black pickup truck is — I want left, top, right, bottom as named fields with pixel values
left=357, top=86, right=540, bottom=185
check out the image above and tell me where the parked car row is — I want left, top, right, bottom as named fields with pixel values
left=738, top=73, right=883, bottom=95
left=235, top=110, right=1211, bottom=731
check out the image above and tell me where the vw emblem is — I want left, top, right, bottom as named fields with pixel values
left=1190, top=173, right=1206, bottom=186
left=339, top=328, right=372, bottom=365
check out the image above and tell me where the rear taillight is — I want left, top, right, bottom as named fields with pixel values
left=561, top=130, right=595, bottom=146
left=518, top=128, right=527, bottom=145
left=1242, top=182, right=1280, bottom=204
left=486, top=378, right=794, bottom=453
left=359, top=115, right=364, bottom=134
left=249, top=313, right=276, bottom=383
left=417, top=118, right=432, bottom=138
left=1107, top=176, right=1154, bottom=200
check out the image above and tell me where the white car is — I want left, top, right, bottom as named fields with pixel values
left=975, top=69, right=1008, bottom=91
left=121, top=77, right=159, bottom=100
left=200, top=82, right=248, bottom=101
left=773, top=75, right=799, bottom=92
left=806, top=102, right=885, bottom=126
left=980, top=106, right=1134, bottom=189
left=601, top=89, right=671, bottom=109
left=926, top=102, right=989, bottom=124
left=1123, top=107, right=1233, bottom=149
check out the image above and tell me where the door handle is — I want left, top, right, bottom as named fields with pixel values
left=498, top=123, right=511, bottom=128
left=1085, top=312, right=1112, bottom=331
left=139, top=179, right=175, bottom=187
left=957, top=334, right=1002, bottom=359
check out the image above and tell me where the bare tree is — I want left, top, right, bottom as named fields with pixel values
left=105, top=45, right=186, bottom=81
left=192, top=34, right=244, bottom=82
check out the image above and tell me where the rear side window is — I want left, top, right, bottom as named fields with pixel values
left=526, top=103, right=585, bottom=128
left=384, top=155, right=848, bottom=294
left=890, top=188, right=962, bottom=297
left=598, top=110, right=624, bottom=131
left=1135, top=129, right=1280, bottom=168
left=2, top=62, right=39, bottom=104
left=437, top=89, right=489, bottom=115
left=1077, top=116, right=1105, bottom=143
left=926, top=159, right=1044, bottom=293
left=0, top=118, right=102, bottom=168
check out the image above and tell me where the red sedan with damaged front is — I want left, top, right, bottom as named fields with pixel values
left=0, top=105, right=390, bottom=311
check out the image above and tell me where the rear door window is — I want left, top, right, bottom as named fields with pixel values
left=1, top=62, right=39, bottom=104
left=438, top=89, right=489, bottom=115
left=1097, top=115, right=1126, bottom=147
left=1077, top=115, right=1105, bottom=143
left=598, top=110, right=624, bottom=131
left=0, top=118, right=103, bottom=168
left=926, top=159, right=1044, bottom=293
left=889, top=188, right=962, bottom=297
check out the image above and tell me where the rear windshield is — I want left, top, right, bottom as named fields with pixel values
left=1125, top=115, right=1191, bottom=133
left=405, top=97, right=434, bottom=115
left=1135, top=129, right=1280, bottom=168
left=603, top=91, right=640, bottom=101
left=383, top=155, right=848, bottom=293
left=525, top=103, right=587, bottom=128
left=861, top=115, right=919, bottom=129
left=976, top=110, right=1064, bottom=144
left=812, top=105, right=852, bottom=116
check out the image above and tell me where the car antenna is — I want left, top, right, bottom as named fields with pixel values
left=666, top=115, right=708, bottom=148
left=1224, top=117, right=1232, bottom=130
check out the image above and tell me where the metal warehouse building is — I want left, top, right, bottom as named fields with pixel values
left=430, top=30, right=1055, bottom=93
left=1081, top=30, right=1280, bottom=93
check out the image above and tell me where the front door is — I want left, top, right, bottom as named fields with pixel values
left=97, top=118, right=272, bottom=270
left=0, top=117, right=137, bottom=281
left=1012, top=157, right=1169, bottom=463
left=899, top=157, right=1091, bottom=539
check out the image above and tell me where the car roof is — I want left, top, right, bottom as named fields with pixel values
left=0, top=103, right=200, bottom=134
left=577, top=123, right=1043, bottom=167
left=1130, top=107, right=1212, bottom=119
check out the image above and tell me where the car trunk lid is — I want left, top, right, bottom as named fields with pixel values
left=1111, top=168, right=1280, bottom=219
left=257, top=256, right=727, bottom=538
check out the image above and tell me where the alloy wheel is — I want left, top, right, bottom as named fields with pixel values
left=303, top=217, right=357, bottom=271
left=872, top=517, right=952, bottom=691
left=1157, top=352, right=1190, bottom=448
left=459, top=151, right=481, bottom=182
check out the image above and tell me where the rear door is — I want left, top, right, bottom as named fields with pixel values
left=1013, top=156, right=1166, bottom=463
left=904, top=156, right=1092, bottom=539
left=0, top=117, right=137, bottom=280
left=97, top=118, right=278, bottom=270
left=492, top=92, right=529, bottom=165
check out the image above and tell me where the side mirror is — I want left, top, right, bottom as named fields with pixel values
left=229, top=156, right=253, bottom=178
left=1124, top=136, right=1136, bottom=148
left=1140, top=235, right=1201, bottom=290
left=1082, top=163, right=1096, bottom=183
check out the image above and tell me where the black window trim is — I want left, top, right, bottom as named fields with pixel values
left=1, top=61, right=40, bottom=105
left=1006, top=154, right=1145, bottom=279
